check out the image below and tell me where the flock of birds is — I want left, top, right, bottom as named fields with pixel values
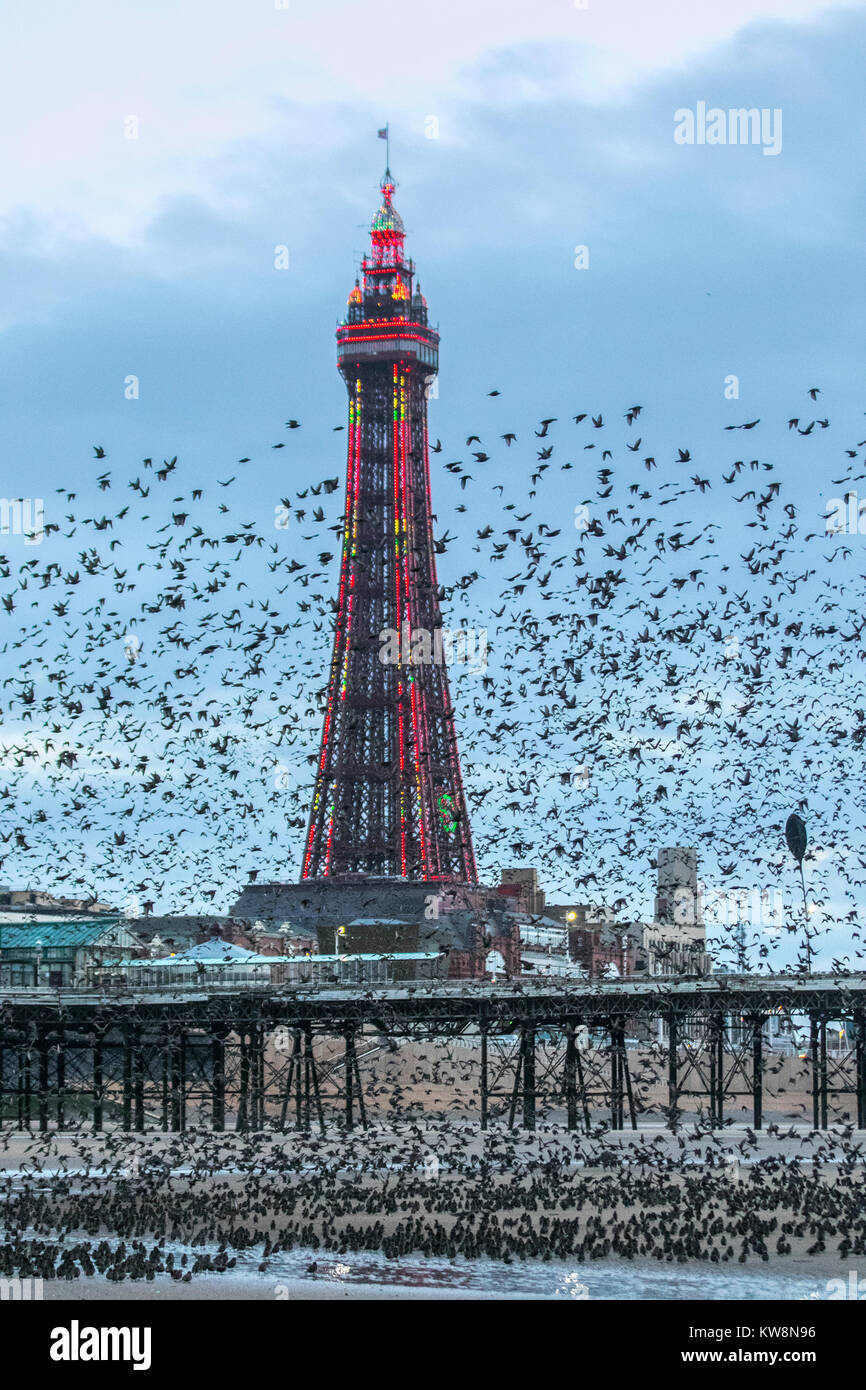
left=0, top=386, right=865, bottom=969
left=2, top=1112, right=866, bottom=1285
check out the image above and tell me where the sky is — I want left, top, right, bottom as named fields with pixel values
left=1, top=0, right=864, bottom=964
left=2, top=0, right=863, bottom=472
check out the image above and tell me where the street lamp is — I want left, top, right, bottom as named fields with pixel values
left=785, top=813, right=812, bottom=974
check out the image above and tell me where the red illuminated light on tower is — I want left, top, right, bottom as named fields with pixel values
left=300, top=164, right=477, bottom=883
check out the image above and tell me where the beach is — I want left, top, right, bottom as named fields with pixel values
left=3, top=1118, right=865, bottom=1300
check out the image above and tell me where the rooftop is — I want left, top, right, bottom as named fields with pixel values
left=0, top=918, right=125, bottom=948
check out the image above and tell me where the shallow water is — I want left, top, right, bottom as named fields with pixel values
left=182, top=1243, right=836, bottom=1300
left=8, top=1222, right=837, bottom=1299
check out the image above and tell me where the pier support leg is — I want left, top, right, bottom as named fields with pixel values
left=708, top=1012, right=724, bottom=1128
left=522, top=1027, right=536, bottom=1131
left=212, top=1031, right=226, bottom=1132
left=256, top=1025, right=266, bottom=1129
left=622, top=1026, right=637, bottom=1132
left=810, top=1015, right=820, bottom=1130
left=280, top=1029, right=298, bottom=1130
left=565, top=1020, right=577, bottom=1133
left=161, top=1039, right=170, bottom=1130
left=38, top=1029, right=49, bottom=1133
left=19, top=1043, right=32, bottom=1131
left=293, top=1028, right=303, bottom=1128
left=819, top=1016, right=828, bottom=1130
left=352, top=1032, right=367, bottom=1129
left=304, top=1025, right=324, bottom=1132
left=133, top=1029, right=144, bottom=1133
left=92, top=1036, right=103, bottom=1132
left=508, top=1031, right=524, bottom=1130
left=715, top=1013, right=725, bottom=1128
left=480, top=1025, right=489, bottom=1131
left=610, top=1018, right=630, bottom=1131
left=810, top=1015, right=829, bottom=1130
left=248, top=1025, right=262, bottom=1130
left=855, top=1011, right=866, bottom=1131
left=236, top=1034, right=249, bottom=1132
left=18, top=1043, right=32, bottom=1132
left=171, top=1030, right=184, bottom=1132
left=345, top=1028, right=355, bottom=1130
left=56, top=1027, right=65, bottom=1131
left=302, top=1026, right=311, bottom=1129
left=667, top=1011, right=679, bottom=1128
left=122, top=1026, right=132, bottom=1131
left=752, top=1015, right=763, bottom=1130
left=574, top=1037, right=591, bottom=1134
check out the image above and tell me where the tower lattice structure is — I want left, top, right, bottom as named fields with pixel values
left=301, top=167, right=477, bottom=883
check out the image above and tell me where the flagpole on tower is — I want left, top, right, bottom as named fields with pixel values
left=378, top=121, right=390, bottom=176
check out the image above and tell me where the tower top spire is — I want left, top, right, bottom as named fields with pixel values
left=374, top=124, right=401, bottom=230
left=371, top=175, right=404, bottom=235
left=380, top=164, right=397, bottom=200
left=344, top=153, right=428, bottom=332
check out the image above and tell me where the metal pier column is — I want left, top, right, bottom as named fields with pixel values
left=345, top=1027, right=356, bottom=1130
left=480, top=1023, right=489, bottom=1131
left=122, top=1024, right=133, bottom=1130
left=211, top=1030, right=226, bottom=1132
left=574, top=1034, right=591, bottom=1134
left=751, top=1015, right=764, bottom=1130
left=667, top=1009, right=679, bottom=1126
left=171, top=1029, right=185, bottom=1132
left=508, top=1028, right=526, bottom=1130
left=622, top=1023, right=637, bottom=1131
left=810, top=1014, right=829, bottom=1129
left=304, top=1024, right=325, bottom=1131
left=819, top=1016, right=828, bottom=1129
left=810, top=1015, right=820, bottom=1130
left=610, top=1019, right=623, bottom=1131
left=855, top=1011, right=866, bottom=1131
left=56, top=1024, right=65, bottom=1130
left=522, top=1026, right=536, bottom=1131
left=161, top=1039, right=170, bottom=1130
left=293, top=1028, right=303, bottom=1128
left=38, top=1028, right=49, bottom=1133
left=250, top=1024, right=264, bottom=1130
left=565, top=1019, right=578, bottom=1132
left=133, top=1027, right=144, bottom=1133
left=18, top=1041, right=32, bottom=1132
left=92, top=1033, right=103, bottom=1132
left=709, top=1012, right=724, bottom=1128
left=280, top=1028, right=302, bottom=1129
left=236, top=1033, right=250, bottom=1131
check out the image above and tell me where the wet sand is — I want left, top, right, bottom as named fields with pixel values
left=3, top=1120, right=865, bottom=1301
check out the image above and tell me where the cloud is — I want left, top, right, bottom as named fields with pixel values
left=3, top=0, right=862, bottom=245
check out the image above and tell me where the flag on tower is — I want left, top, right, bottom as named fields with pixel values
left=378, top=124, right=391, bottom=174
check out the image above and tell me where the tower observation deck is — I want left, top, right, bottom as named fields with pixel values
left=300, top=167, right=477, bottom=884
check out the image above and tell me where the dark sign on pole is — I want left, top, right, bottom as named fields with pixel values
left=785, top=813, right=807, bottom=864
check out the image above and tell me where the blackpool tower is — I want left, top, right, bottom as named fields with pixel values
left=300, top=163, right=477, bottom=884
